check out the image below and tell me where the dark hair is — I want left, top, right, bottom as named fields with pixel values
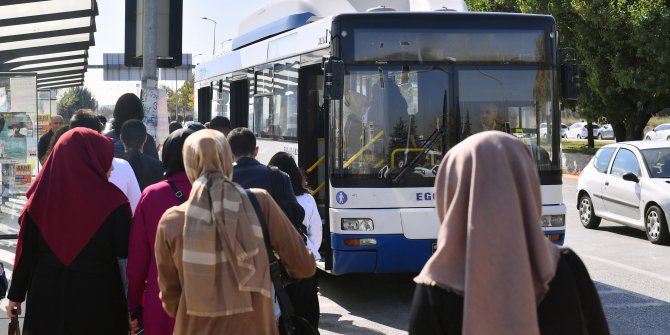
left=112, top=93, right=144, bottom=132
left=186, top=121, right=205, bottom=132
left=120, top=119, right=148, bottom=183
left=169, top=121, right=182, bottom=134
left=70, top=109, right=102, bottom=132
left=227, top=127, right=256, bottom=158
left=209, top=116, right=231, bottom=131
left=268, top=152, right=309, bottom=196
left=162, top=128, right=194, bottom=176
left=43, top=126, right=70, bottom=165
left=97, top=115, right=107, bottom=125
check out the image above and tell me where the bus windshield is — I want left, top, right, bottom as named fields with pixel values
left=332, top=64, right=559, bottom=186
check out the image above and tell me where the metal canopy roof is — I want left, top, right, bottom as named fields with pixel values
left=0, top=0, right=98, bottom=90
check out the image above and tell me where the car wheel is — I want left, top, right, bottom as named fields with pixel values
left=578, top=194, right=601, bottom=229
left=666, top=136, right=670, bottom=141
left=598, top=133, right=603, bottom=140
left=645, top=205, right=670, bottom=245
left=577, top=135, right=582, bottom=139
left=646, top=136, right=652, bottom=140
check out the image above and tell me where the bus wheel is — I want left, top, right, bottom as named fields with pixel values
left=579, top=194, right=601, bottom=229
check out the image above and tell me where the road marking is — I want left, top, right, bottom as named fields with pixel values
left=584, top=254, right=670, bottom=284
left=603, top=302, right=666, bottom=308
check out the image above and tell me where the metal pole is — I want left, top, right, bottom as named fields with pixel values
left=142, top=0, right=158, bottom=92
left=202, top=17, right=217, bottom=56
left=141, top=0, right=158, bottom=139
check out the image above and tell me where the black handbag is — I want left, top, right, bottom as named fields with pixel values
left=245, top=190, right=319, bottom=335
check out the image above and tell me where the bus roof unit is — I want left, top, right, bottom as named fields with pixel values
left=234, top=0, right=467, bottom=50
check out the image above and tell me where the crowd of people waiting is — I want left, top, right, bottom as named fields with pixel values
left=3, top=92, right=609, bottom=335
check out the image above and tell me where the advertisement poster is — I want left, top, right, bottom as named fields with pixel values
left=15, top=163, right=31, bottom=185
left=142, top=88, right=159, bottom=145
left=37, top=114, right=50, bottom=137
left=9, top=77, right=37, bottom=114
left=0, top=113, right=28, bottom=163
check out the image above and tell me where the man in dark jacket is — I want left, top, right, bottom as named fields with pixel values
left=227, top=127, right=320, bottom=329
left=228, top=127, right=306, bottom=233
left=38, top=115, right=64, bottom=162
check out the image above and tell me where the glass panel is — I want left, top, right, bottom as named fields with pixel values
left=458, top=66, right=555, bottom=171
left=271, top=60, right=299, bottom=139
left=211, top=78, right=230, bottom=119
left=354, top=28, right=547, bottom=63
left=336, top=65, right=447, bottom=183
left=642, top=148, right=670, bottom=178
left=610, top=148, right=640, bottom=177
left=593, top=147, right=616, bottom=173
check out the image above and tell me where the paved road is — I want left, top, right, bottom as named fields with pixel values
left=1, top=178, right=669, bottom=334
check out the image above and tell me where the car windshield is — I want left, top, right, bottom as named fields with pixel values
left=641, top=148, right=670, bottom=178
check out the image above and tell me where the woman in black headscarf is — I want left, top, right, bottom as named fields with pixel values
left=105, top=93, right=159, bottom=159
left=126, top=128, right=194, bottom=335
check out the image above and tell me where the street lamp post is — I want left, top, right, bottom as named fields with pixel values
left=202, top=17, right=217, bottom=56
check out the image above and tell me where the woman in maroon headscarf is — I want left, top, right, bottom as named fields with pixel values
left=5, top=128, right=132, bottom=334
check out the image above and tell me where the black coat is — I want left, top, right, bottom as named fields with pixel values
left=233, top=157, right=306, bottom=235
left=37, top=130, right=53, bottom=162
left=8, top=205, right=131, bottom=335
left=409, top=248, right=610, bottom=335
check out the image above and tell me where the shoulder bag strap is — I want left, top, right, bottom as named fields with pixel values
left=167, top=181, right=185, bottom=204
left=244, top=189, right=296, bottom=318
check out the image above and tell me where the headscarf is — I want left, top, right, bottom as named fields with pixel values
left=414, top=131, right=560, bottom=335
left=181, top=129, right=270, bottom=316
left=16, top=128, right=129, bottom=267
left=161, top=128, right=194, bottom=177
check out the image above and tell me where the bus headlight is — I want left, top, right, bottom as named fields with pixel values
left=341, top=218, right=374, bottom=231
left=541, top=215, right=565, bottom=227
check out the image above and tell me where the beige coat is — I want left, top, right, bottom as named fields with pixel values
left=155, top=188, right=316, bottom=335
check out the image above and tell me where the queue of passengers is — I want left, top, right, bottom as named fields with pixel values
left=3, top=92, right=609, bottom=335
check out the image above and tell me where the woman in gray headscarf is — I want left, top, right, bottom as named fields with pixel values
left=154, top=129, right=315, bottom=334
left=409, top=131, right=608, bottom=335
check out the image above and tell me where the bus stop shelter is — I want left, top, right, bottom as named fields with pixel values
left=0, top=0, right=98, bottom=90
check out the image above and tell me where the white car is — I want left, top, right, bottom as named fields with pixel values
left=644, top=123, right=670, bottom=141
left=577, top=141, right=670, bottom=244
left=594, top=124, right=615, bottom=140
left=566, top=122, right=600, bottom=139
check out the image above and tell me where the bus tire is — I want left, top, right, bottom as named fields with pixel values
left=579, top=193, right=601, bottom=229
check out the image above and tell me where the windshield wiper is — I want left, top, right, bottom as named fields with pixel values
left=392, top=126, right=447, bottom=184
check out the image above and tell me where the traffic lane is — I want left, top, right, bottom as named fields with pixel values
left=318, top=272, right=415, bottom=335
left=563, top=175, right=670, bottom=288
left=563, top=176, right=670, bottom=334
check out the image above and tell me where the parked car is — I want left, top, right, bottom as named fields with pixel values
left=644, top=123, right=670, bottom=141
left=539, top=122, right=547, bottom=139
left=594, top=123, right=615, bottom=140
left=561, top=123, right=568, bottom=138
left=577, top=141, right=670, bottom=244
left=566, top=122, right=600, bottom=139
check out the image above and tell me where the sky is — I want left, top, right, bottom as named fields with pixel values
left=84, top=0, right=270, bottom=106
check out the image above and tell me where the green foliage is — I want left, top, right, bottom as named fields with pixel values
left=465, top=0, right=670, bottom=142
left=462, top=111, right=472, bottom=138
left=162, top=79, right=194, bottom=121
left=56, top=87, right=98, bottom=122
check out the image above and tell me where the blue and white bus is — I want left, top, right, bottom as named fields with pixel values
left=194, top=0, right=574, bottom=275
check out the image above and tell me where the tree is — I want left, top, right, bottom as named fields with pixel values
left=466, top=0, right=670, bottom=141
left=57, top=87, right=98, bottom=122
left=162, top=79, right=195, bottom=121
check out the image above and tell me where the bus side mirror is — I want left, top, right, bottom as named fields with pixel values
left=323, top=58, right=344, bottom=100
left=559, top=48, right=580, bottom=100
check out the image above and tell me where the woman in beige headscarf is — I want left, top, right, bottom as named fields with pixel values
left=154, top=129, right=315, bottom=334
left=409, top=131, right=608, bottom=335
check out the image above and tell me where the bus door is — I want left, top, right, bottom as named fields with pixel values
left=298, top=64, right=330, bottom=268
